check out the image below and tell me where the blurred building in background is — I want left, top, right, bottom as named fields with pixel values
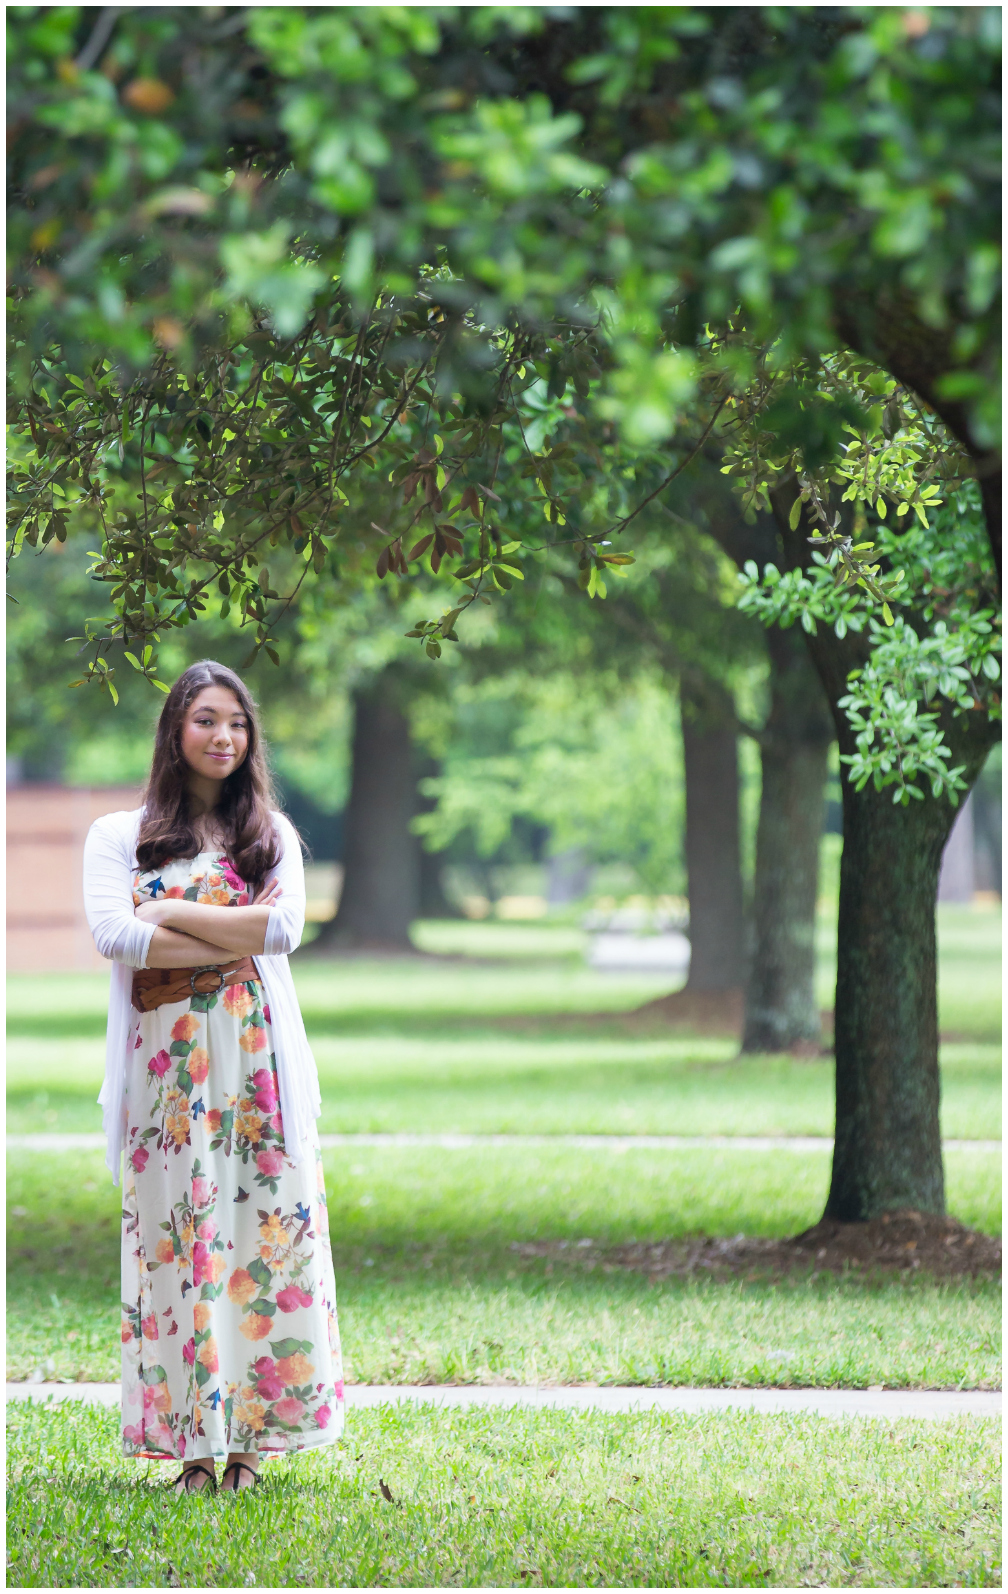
left=7, top=782, right=141, bottom=972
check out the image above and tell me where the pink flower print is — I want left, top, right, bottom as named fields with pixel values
left=256, top=1148, right=284, bottom=1178
left=236, top=891, right=249, bottom=906
left=148, top=1050, right=172, bottom=1078
left=315, top=1404, right=332, bottom=1429
left=276, top=1284, right=313, bottom=1313
left=257, top=1374, right=284, bottom=1401
left=182, top=1338, right=196, bottom=1366
left=262, top=1004, right=271, bottom=1025
left=196, top=1217, right=217, bottom=1242
left=251, top=1068, right=273, bottom=1090
left=191, top=1176, right=210, bottom=1208
left=131, top=1147, right=149, bottom=1174
left=144, top=1380, right=172, bottom=1414
left=220, top=859, right=246, bottom=893
left=254, top=1083, right=278, bottom=1115
left=334, top=1379, right=344, bottom=1402
left=253, top=1356, right=276, bottom=1376
left=273, top=1397, right=305, bottom=1425
left=141, top=1312, right=159, bottom=1341
left=192, top=1241, right=210, bottom=1285
left=123, top=1422, right=145, bottom=1447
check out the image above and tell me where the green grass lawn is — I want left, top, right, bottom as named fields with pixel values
left=8, top=1144, right=1001, bottom=1388
left=6, top=901, right=1001, bottom=1588
left=6, top=904, right=1002, bottom=1140
left=7, top=1401, right=1000, bottom=1588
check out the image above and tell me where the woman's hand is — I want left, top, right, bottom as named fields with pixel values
left=134, top=898, right=171, bottom=926
left=253, top=878, right=283, bottom=909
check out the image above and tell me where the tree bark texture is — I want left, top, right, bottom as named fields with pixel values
left=681, top=677, right=745, bottom=992
left=770, top=485, right=999, bottom=1218
left=743, top=627, right=833, bottom=1051
left=688, top=478, right=833, bottom=1048
left=314, top=673, right=419, bottom=949
left=416, top=755, right=454, bottom=918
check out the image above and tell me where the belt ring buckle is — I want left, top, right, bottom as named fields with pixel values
left=191, top=965, right=226, bottom=995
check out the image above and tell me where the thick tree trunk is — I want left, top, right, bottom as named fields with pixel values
left=416, top=756, right=454, bottom=918
left=681, top=678, right=745, bottom=991
left=768, top=484, right=999, bottom=1218
left=743, top=628, right=833, bottom=1051
left=826, top=777, right=953, bottom=1218
left=313, top=673, right=419, bottom=950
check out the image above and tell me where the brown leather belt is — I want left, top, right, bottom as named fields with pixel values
left=132, top=958, right=259, bottom=1013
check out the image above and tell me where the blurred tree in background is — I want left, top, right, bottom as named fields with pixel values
left=7, top=5, right=1001, bottom=1223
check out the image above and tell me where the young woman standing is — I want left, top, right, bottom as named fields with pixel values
left=84, top=661, right=343, bottom=1493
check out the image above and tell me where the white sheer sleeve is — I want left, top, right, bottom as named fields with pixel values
left=83, top=812, right=156, bottom=969
left=262, top=812, right=307, bottom=957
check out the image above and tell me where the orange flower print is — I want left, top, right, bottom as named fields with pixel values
left=121, top=1317, right=133, bottom=1344
left=155, top=1238, right=176, bottom=1265
left=227, top=1268, right=257, bottom=1305
left=141, top=1312, right=159, bottom=1341
left=197, top=1336, right=219, bottom=1373
left=203, top=1254, right=226, bottom=1285
left=150, top=1381, right=172, bottom=1414
left=164, top=885, right=185, bottom=899
left=239, top=1312, right=273, bottom=1342
left=239, top=1025, right=267, bottom=1054
left=276, top=1352, right=314, bottom=1386
left=234, top=1395, right=265, bottom=1432
left=171, top=1013, right=201, bottom=1044
left=193, top=1303, right=212, bottom=1332
left=223, top=984, right=256, bottom=1020
left=234, top=1103, right=263, bottom=1144
left=187, top=1047, right=209, bottom=1085
left=260, top=1213, right=290, bottom=1248
left=165, top=1089, right=191, bottom=1148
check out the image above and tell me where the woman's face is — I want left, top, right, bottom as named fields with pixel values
left=179, top=686, right=250, bottom=787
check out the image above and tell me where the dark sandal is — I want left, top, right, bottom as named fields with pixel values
left=221, top=1460, right=259, bottom=1492
left=172, top=1461, right=216, bottom=1494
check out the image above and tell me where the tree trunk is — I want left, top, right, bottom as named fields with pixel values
left=743, top=627, right=833, bottom=1052
left=416, top=756, right=454, bottom=918
left=681, top=677, right=745, bottom=991
left=769, top=484, right=999, bottom=1218
left=313, top=673, right=419, bottom=950
left=826, top=775, right=952, bottom=1217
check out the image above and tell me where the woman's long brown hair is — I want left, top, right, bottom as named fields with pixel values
left=136, top=661, right=282, bottom=890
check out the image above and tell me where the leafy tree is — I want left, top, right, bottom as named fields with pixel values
left=7, top=5, right=1002, bottom=1221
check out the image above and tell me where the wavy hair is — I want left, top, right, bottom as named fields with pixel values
left=136, top=661, right=281, bottom=890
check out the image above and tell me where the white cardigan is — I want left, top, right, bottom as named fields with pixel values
left=82, top=807, right=321, bottom=1184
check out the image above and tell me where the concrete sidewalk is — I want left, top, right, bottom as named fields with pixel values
left=7, top=1382, right=1000, bottom=1420
left=7, top=1132, right=1002, bottom=1153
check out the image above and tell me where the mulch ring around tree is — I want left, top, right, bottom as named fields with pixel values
left=512, top=1211, right=1001, bottom=1281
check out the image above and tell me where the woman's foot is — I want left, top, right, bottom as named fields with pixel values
left=172, top=1461, right=216, bottom=1495
left=221, top=1455, right=260, bottom=1492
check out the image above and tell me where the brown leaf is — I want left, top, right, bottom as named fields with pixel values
left=407, top=533, right=434, bottom=563
left=402, top=473, right=420, bottom=503
left=459, top=485, right=480, bottom=515
left=376, top=546, right=390, bottom=579
left=379, top=1477, right=395, bottom=1502
left=478, top=482, right=502, bottom=503
left=431, top=547, right=443, bottom=575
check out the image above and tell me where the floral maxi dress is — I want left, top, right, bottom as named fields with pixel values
left=121, top=850, right=344, bottom=1461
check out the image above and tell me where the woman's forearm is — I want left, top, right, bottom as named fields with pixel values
left=151, top=901, right=272, bottom=955
left=144, top=927, right=246, bottom=968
